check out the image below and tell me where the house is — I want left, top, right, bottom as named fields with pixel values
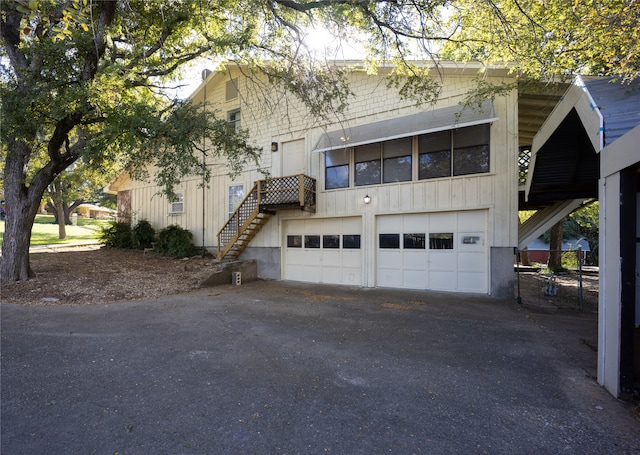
left=76, top=203, right=117, bottom=220
left=107, top=61, right=520, bottom=298
left=526, top=238, right=590, bottom=265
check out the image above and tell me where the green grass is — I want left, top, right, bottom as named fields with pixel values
left=0, top=215, right=111, bottom=246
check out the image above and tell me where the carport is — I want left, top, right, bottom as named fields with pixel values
left=518, top=76, right=640, bottom=399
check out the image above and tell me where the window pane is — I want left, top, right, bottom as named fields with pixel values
left=343, top=235, right=361, bottom=249
left=418, top=130, right=450, bottom=153
left=404, top=233, right=426, bottom=249
left=304, top=235, right=320, bottom=248
left=379, top=233, right=400, bottom=249
left=287, top=235, right=302, bottom=248
left=325, top=149, right=350, bottom=166
left=454, top=124, right=490, bottom=148
left=323, top=235, right=340, bottom=248
left=383, top=138, right=412, bottom=158
left=355, top=143, right=381, bottom=162
left=453, top=145, right=490, bottom=176
left=228, top=184, right=244, bottom=218
left=227, top=109, right=241, bottom=129
left=355, top=160, right=381, bottom=186
left=326, top=165, right=349, bottom=189
left=383, top=156, right=412, bottom=182
left=419, top=150, right=451, bottom=179
left=429, top=233, right=454, bottom=249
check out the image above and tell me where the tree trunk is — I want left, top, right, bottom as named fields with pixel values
left=548, top=221, right=564, bottom=272
left=56, top=199, right=67, bottom=240
left=1, top=142, right=59, bottom=282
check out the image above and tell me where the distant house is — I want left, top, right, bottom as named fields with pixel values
left=76, top=203, right=116, bottom=220
left=526, top=238, right=590, bottom=265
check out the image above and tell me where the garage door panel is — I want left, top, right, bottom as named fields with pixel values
left=457, top=252, right=485, bottom=271
left=429, top=252, right=456, bottom=271
left=404, top=270, right=428, bottom=288
left=378, top=268, right=403, bottom=288
left=379, top=250, right=402, bottom=268
left=457, top=272, right=486, bottom=292
left=429, top=212, right=456, bottom=231
left=430, top=271, right=457, bottom=290
left=343, top=251, right=362, bottom=268
left=403, top=213, right=428, bottom=231
left=403, top=251, right=427, bottom=270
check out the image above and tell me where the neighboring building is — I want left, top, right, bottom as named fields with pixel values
left=107, top=61, right=520, bottom=298
left=76, top=203, right=117, bottom=220
left=526, top=238, right=590, bottom=265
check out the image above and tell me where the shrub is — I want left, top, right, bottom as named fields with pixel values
left=99, top=221, right=132, bottom=249
left=155, top=225, right=198, bottom=258
left=131, top=220, right=155, bottom=250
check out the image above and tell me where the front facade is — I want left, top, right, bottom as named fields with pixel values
left=110, top=62, right=519, bottom=298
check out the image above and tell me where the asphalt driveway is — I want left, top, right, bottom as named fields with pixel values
left=2, top=281, right=639, bottom=454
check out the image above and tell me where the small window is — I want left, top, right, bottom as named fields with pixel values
left=323, top=235, right=340, bottom=249
left=228, top=184, right=244, bottom=219
left=304, top=235, right=321, bottom=248
left=287, top=235, right=302, bottom=248
left=227, top=109, right=241, bottom=130
left=379, top=233, right=400, bottom=249
left=343, top=235, right=361, bottom=249
left=429, top=233, right=454, bottom=249
left=225, top=78, right=238, bottom=101
left=403, top=233, right=426, bottom=249
left=325, top=149, right=350, bottom=189
left=169, top=193, right=184, bottom=214
left=355, top=143, right=381, bottom=186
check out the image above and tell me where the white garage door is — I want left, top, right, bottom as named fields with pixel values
left=283, top=217, right=362, bottom=285
left=377, top=210, right=488, bottom=293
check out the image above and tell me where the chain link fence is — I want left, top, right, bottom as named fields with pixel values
left=515, top=248, right=599, bottom=311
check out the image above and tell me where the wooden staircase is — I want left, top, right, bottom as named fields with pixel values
left=217, top=174, right=316, bottom=261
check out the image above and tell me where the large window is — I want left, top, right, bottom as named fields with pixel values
left=325, top=149, right=350, bottom=189
left=383, top=138, right=412, bottom=183
left=324, top=124, right=490, bottom=190
left=355, top=143, right=381, bottom=186
left=452, top=124, right=490, bottom=176
left=418, top=130, right=451, bottom=179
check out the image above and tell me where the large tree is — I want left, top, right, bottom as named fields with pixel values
left=1, top=0, right=637, bottom=282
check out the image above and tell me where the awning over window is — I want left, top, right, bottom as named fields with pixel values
left=312, top=100, right=497, bottom=152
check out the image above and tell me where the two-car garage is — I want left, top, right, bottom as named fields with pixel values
left=283, top=209, right=488, bottom=293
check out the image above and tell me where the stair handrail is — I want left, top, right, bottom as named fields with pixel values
left=217, top=181, right=260, bottom=257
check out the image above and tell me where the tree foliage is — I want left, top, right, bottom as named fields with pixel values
left=442, top=0, right=639, bottom=82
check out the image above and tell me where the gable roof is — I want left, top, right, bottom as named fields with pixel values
left=524, top=76, right=640, bottom=206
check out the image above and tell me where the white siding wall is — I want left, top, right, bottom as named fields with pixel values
left=124, top=66, right=519, bottom=258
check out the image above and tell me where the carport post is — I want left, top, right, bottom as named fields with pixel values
left=577, top=246, right=583, bottom=310
left=515, top=247, right=523, bottom=305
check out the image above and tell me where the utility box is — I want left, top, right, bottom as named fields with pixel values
left=232, top=272, right=242, bottom=286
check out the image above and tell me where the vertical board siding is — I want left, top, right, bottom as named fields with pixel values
left=125, top=69, right=518, bottom=256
